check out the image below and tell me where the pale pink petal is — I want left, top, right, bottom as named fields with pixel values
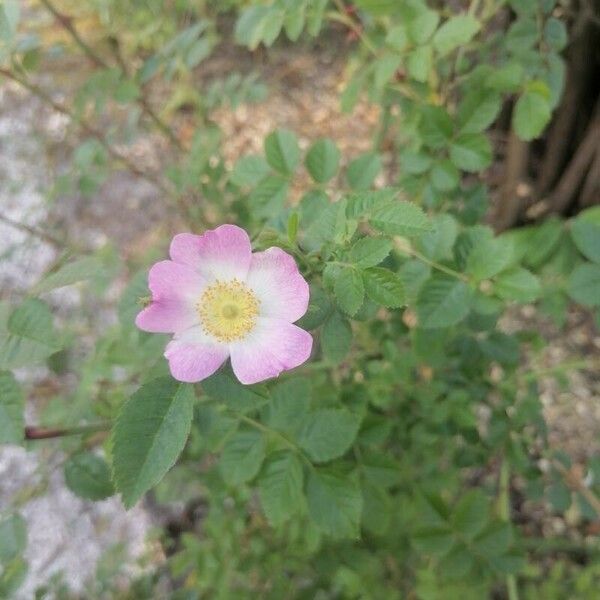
left=164, top=326, right=229, bottom=383
left=246, top=247, right=309, bottom=323
left=135, top=261, right=206, bottom=333
left=169, top=225, right=252, bottom=281
left=229, top=318, right=313, bottom=385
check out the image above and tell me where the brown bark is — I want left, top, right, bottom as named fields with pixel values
left=536, top=0, right=599, bottom=198
left=495, top=129, right=530, bottom=231
left=580, top=145, right=600, bottom=206
left=546, top=101, right=600, bottom=214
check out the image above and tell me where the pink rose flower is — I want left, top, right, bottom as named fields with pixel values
left=136, top=224, right=313, bottom=385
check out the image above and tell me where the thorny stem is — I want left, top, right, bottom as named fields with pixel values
left=328, top=0, right=377, bottom=55
left=0, top=213, right=66, bottom=249
left=552, top=459, right=600, bottom=518
left=24, top=422, right=110, bottom=440
left=38, top=0, right=184, bottom=152
left=0, top=67, right=170, bottom=195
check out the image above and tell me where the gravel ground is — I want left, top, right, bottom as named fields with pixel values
left=0, top=82, right=155, bottom=598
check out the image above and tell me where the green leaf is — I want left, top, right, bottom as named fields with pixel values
left=349, top=237, right=392, bottom=268
left=513, top=90, right=551, bottom=141
left=219, top=429, right=266, bottom=486
left=420, top=105, right=453, bottom=149
left=567, top=264, right=600, bottom=307
left=0, top=514, right=26, bottom=563
left=261, top=8, right=284, bottom=46
left=506, top=17, right=538, bottom=53
left=361, top=481, right=391, bottom=535
left=521, top=217, right=564, bottom=268
left=473, top=521, right=513, bottom=557
left=249, top=175, right=288, bottom=217
left=450, top=133, right=492, bottom=172
left=0, top=299, right=61, bottom=369
left=431, top=160, right=460, bottom=191
left=33, top=256, right=105, bottom=294
left=0, top=557, right=27, bottom=598
left=264, top=128, right=300, bottom=175
left=451, top=490, right=489, bottom=539
left=234, top=6, right=270, bottom=49
left=306, top=0, right=327, bottom=36
left=407, top=45, right=432, bottom=82
left=486, top=63, right=523, bottom=92
left=416, top=214, right=458, bottom=261
left=361, top=453, right=401, bottom=488
left=307, top=468, right=362, bottom=538
left=347, top=152, right=381, bottom=190
left=202, top=370, right=267, bottom=413
left=0, top=371, right=23, bottom=444
left=334, top=266, right=365, bottom=316
left=433, top=15, right=480, bottom=56
left=494, top=267, right=541, bottom=303
left=412, top=526, right=455, bottom=557
left=370, top=201, right=430, bottom=237
left=466, top=236, right=514, bottom=281
left=408, top=9, right=439, bottom=44
left=303, top=198, right=349, bottom=251
left=230, top=155, right=270, bottom=186
left=258, top=451, right=304, bottom=526
left=458, top=90, right=502, bottom=133
left=362, top=268, right=405, bottom=308
left=373, top=54, right=402, bottom=90
left=417, top=276, right=472, bottom=329
left=438, top=544, right=475, bottom=579
left=385, top=24, right=408, bottom=51
left=111, top=377, right=195, bottom=508
left=305, top=138, right=340, bottom=183
left=267, top=377, right=311, bottom=436
left=283, top=3, right=305, bottom=41
left=548, top=480, right=571, bottom=512
left=544, top=17, right=567, bottom=51
left=346, top=189, right=396, bottom=218
left=297, top=284, right=332, bottom=330
left=299, top=408, right=361, bottom=462
left=64, top=452, right=115, bottom=500
left=354, top=0, right=402, bottom=16
left=571, top=206, right=600, bottom=263
left=321, top=311, right=352, bottom=363
left=400, top=259, right=431, bottom=304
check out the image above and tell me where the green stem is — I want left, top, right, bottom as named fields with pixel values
left=0, top=213, right=68, bottom=249
left=38, top=0, right=184, bottom=152
left=498, top=459, right=519, bottom=600
left=397, top=246, right=470, bottom=282
left=518, top=359, right=596, bottom=383
left=237, top=414, right=314, bottom=469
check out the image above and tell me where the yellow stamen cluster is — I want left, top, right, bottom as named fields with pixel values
left=197, top=279, right=259, bottom=342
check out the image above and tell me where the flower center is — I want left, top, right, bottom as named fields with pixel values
left=197, top=279, right=259, bottom=342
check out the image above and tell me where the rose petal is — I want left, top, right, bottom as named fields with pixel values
left=229, top=317, right=313, bottom=384
left=135, top=260, right=205, bottom=333
left=246, top=247, right=309, bottom=323
left=164, top=325, right=229, bottom=383
left=169, top=224, right=252, bottom=281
